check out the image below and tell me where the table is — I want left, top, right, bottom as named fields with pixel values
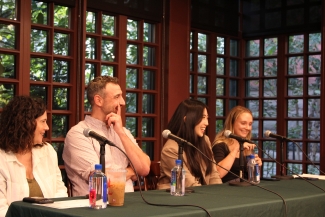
left=6, top=179, right=325, bottom=217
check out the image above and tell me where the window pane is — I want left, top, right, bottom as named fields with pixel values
left=230, top=39, right=238, bottom=56
left=288, top=35, right=304, bottom=53
left=85, top=37, right=96, bottom=59
left=308, top=120, right=320, bottom=140
left=126, top=92, right=137, bottom=113
left=246, top=80, right=259, bottom=97
left=126, top=44, right=138, bottom=64
left=230, top=59, right=238, bottom=76
left=86, top=11, right=96, bottom=33
left=102, top=14, right=115, bottom=36
left=262, top=141, right=277, bottom=159
left=142, top=94, right=154, bottom=113
left=264, top=58, right=277, bottom=76
left=53, top=32, right=69, bottom=56
left=216, top=78, right=224, bottom=96
left=84, top=90, right=91, bottom=112
left=262, top=162, right=276, bottom=178
left=190, top=53, right=193, bottom=71
left=197, top=76, right=207, bottom=94
left=31, top=1, right=47, bottom=25
left=288, top=78, right=303, bottom=96
left=229, top=100, right=237, bottom=110
left=246, top=100, right=259, bottom=117
left=309, top=33, right=321, bottom=52
left=0, top=53, right=15, bottom=78
left=197, top=97, right=207, bottom=105
left=0, top=23, right=16, bottom=49
left=53, top=60, right=69, bottom=83
left=54, top=5, right=70, bottom=28
left=101, top=40, right=115, bottom=61
left=52, top=115, right=68, bottom=138
left=30, top=58, right=47, bottom=81
left=246, top=40, right=259, bottom=57
left=143, top=70, right=155, bottom=90
left=217, top=37, right=224, bottom=54
left=307, top=165, right=320, bottom=175
left=216, top=57, right=224, bottom=75
left=1, top=0, right=16, bottom=19
left=143, top=46, right=155, bottom=66
left=216, top=119, right=224, bottom=133
left=198, top=33, right=207, bottom=52
left=263, top=100, right=277, bottom=118
left=0, top=83, right=14, bottom=108
left=127, top=19, right=138, bottom=40
left=264, top=38, right=277, bottom=56
left=288, top=56, right=303, bottom=75
left=264, top=79, right=277, bottom=97
left=126, top=117, right=137, bottom=137
left=308, top=55, right=321, bottom=74
left=308, top=99, right=320, bottom=118
left=101, top=65, right=114, bottom=77
left=30, top=86, right=47, bottom=102
left=198, top=54, right=207, bottom=73
left=251, top=121, right=258, bottom=138
left=189, top=74, right=193, bottom=93
left=31, top=29, right=48, bottom=53
left=144, top=23, right=154, bottom=43
left=287, top=163, right=302, bottom=175
left=246, top=60, right=259, bottom=77
left=126, top=68, right=138, bottom=89
left=142, top=117, right=154, bottom=137
left=229, top=79, right=237, bottom=97
left=142, top=141, right=154, bottom=160
left=287, top=141, right=303, bottom=161
left=308, top=77, right=320, bottom=96
left=85, top=63, right=95, bottom=85
left=307, top=143, right=320, bottom=163
left=53, top=87, right=68, bottom=110
left=287, top=99, right=303, bottom=117
left=216, top=99, right=224, bottom=116
left=263, top=120, right=276, bottom=136
left=287, top=120, right=303, bottom=139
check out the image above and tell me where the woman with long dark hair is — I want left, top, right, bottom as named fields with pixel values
left=157, top=99, right=222, bottom=189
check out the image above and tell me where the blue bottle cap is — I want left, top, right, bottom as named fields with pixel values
left=249, top=154, right=255, bottom=159
left=176, top=159, right=182, bottom=165
left=95, top=164, right=102, bottom=170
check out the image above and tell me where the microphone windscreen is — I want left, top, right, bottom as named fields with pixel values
left=83, top=128, right=91, bottom=137
left=162, top=129, right=170, bottom=139
left=264, top=130, right=271, bottom=137
left=224, top=130, right=231, bottom=138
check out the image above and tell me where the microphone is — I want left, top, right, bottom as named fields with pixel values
left=83, top=128, right=115, bottom=146
left=224, top=130, right=254, bottom=144
left=162, top=130, right=189, bottom=144
left=264, top=130, right=288, bottom=140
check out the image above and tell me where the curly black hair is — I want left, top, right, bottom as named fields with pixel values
left=0, top=95, right=47, bottom=153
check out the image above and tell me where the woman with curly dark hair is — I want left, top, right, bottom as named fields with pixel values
left=0, top=96, right=67, bottom=217
left=157, top=99, right=222, bottom=189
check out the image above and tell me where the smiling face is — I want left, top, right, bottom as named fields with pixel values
left=194, top=108, right=209, bottom=137
left=100, top=82, right=125, bottom=115
left=233, top=112, right=253, bottom=138
left=34, top=111, right=49, bottom=145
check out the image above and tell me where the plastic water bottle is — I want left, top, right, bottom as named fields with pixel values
left=247, top=154, right=260, bottom=184
left=89, top=164, right=108, bottom=209
left=170, top=159, right=185, bottom=196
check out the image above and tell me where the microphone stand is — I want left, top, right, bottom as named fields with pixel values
left=99, top=142, right=106, bottom=173
left=229, top=141, right=252, bottom=187
left=271, top=138, right=293, bottom=180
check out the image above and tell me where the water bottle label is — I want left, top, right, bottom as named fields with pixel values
left=170, top=170, right=176, bottom=195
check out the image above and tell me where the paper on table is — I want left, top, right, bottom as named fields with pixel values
left=34, top=199, right=89, bottom=209
left=292, top=173, right=325, bottom=180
